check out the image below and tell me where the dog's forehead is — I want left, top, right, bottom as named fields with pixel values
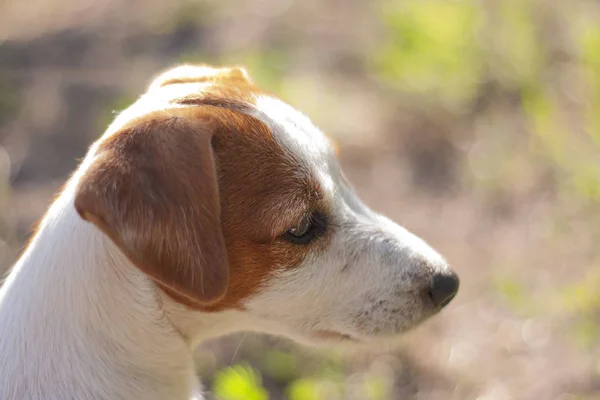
left=250, top=95, right=337, bottom=193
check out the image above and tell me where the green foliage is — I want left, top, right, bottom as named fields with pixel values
left=571, top=318, right=598, bottom=350
left=282, top=355, right=346, bottom=400
left=562, top=271, right=600, bottom=349
left=494, top=0, right=544, bottom=86
left=261, top=350, right=298, bottom=383
left=284, top=371, right=388, bottom=400
left=494, top=275, right=533, bottom=314
left=581, top=23, right=600, bottom=147
left=362, top=374, right=388, bottom=400
left=373, top=0, right=482, bottom=107
left=227, top=50, right=288, bottom=93
left=523, top=82, right=600, bottom=205
left=212, top=364, right=269, bottom=400
left=287, top=377, right=344, bottom=400
left=517, top=8, right=600, bottom=206
left=562, top=272, right=600, bottom=314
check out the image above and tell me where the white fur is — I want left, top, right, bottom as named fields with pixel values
left=0, top=93, right=452, bottom=400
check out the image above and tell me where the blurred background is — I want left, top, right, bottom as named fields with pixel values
left=1, top=0, right=600, bottom=399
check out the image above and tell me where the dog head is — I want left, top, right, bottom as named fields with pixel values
left=74, top=65, right=459, bottom=345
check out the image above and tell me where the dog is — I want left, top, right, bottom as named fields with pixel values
left=0, top=65, right=459, bottom=400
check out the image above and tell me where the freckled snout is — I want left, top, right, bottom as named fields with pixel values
left=429, top=271, right=459, bottom=308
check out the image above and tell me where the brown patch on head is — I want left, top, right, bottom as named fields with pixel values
left=75, top=67, right=327, bottom=311
left=200, top=106, right=326, bottom=311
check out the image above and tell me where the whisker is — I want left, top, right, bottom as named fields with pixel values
left=230, top=333, right=248, bottom=365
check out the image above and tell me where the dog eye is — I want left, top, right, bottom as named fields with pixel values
left=284, top=212, right=326, bottom=244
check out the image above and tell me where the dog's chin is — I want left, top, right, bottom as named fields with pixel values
left=293, top=319, right=434, bottom=350
left=291, top=330, right=401, bottom=351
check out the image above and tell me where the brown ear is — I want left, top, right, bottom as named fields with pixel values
left=74, top=115, right=229, bottom=306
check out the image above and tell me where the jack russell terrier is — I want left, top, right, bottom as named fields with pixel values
left=0, top=65, right=459, bottom=400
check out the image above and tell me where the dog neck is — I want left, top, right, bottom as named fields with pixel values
left=0, top=182, right=232, bottom=400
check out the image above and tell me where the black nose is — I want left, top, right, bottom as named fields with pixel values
left=429, top=272, right=459, bottom=308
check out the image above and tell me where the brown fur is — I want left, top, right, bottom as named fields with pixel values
left=74, top=65, right=326, bottom=311
left=75, top=114, right=229, bottom=307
